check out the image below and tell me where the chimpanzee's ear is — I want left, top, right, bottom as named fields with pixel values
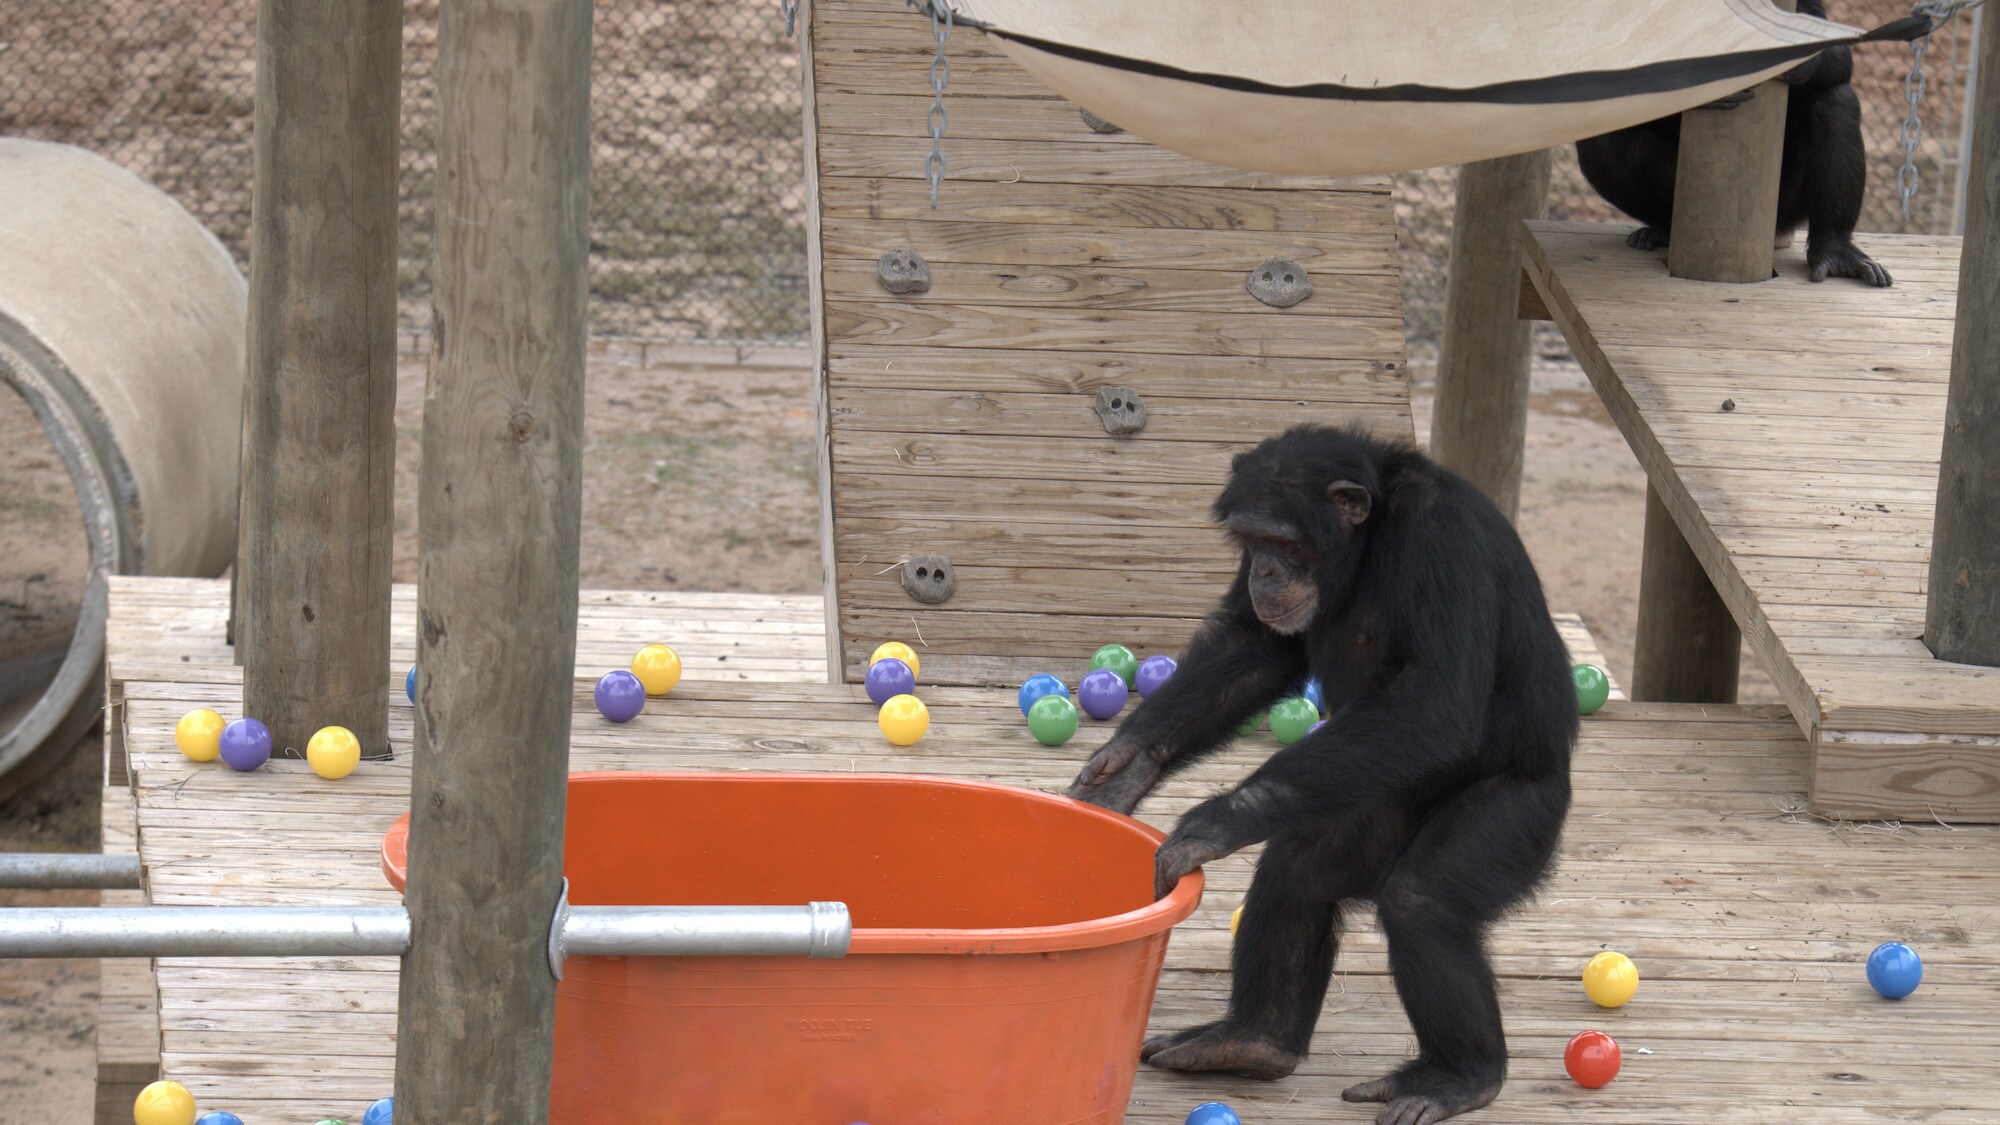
left=1327, top=480, right=1372, bottom=527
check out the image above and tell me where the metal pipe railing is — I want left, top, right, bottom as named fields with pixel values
left=0, top=853, right=143, bottom=890
left=0, top=902, right=853, bottom=965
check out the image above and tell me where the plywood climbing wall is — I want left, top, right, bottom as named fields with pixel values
left=804, top=0, right=1411, bottom=686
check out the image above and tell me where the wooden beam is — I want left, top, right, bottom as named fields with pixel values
left=801, top=0, right=846, bottom=683
left=1431, top=150, right=1553, bottom=521
left=393, top=0, right=591, bottom=1118
left=1631, top=485, right=1742, bottom=703
left=1927, top=6, right=2000, bottom=666
left=237, top=0, right=402, bottom=758
left=1628, top=2, right=1795, bottom=701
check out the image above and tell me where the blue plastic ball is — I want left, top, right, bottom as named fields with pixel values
left=1186, top=1103, right=1241, bottom=1125
left=1078, top=668, right=1130, bottom=720
left=1866, top=941, right=1922, bottom=999
left=362, top=1097, right=394, bottom=1125
left=195, top=1114, right=245, bottom=1125
left=1301, top=677, right=1325, bottom=716
left=1135, top=655, right=1178, bottom=698
left=405, top=665, right=417, bottom=703
left=865, top=657, right=916, bottom=704
left=594, top=670, right=646, bottom=723
left=1017, top=673, right=1069, bottom=717
left=218, top=718, right=273, bottom=772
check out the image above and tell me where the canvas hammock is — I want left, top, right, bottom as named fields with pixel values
left=924, top=0, right=1931, bottom=175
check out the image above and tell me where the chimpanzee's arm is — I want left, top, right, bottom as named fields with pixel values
left=1065, top=580, right=1305, bottom=816
left=1147, top=662, right=1486, bottom=895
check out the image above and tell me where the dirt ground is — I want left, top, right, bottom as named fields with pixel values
left=0, top=350, right=1785, bottom=1120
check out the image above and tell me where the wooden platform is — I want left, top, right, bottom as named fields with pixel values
left=102, top=577, right=2000, bottom=1123
left=1523, top=222, right=2000, bottom=822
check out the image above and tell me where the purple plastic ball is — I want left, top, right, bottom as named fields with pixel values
left=865, top=657, right=916, bottom=704
left=1135, top=655, right=1178, bottom=698
left=218, top=718, right=272, bottom=771
left=595, top=670, right=647, bottom=723
left=1078, top=668, right=1130, bottom=720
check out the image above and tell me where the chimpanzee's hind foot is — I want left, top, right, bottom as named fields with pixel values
left=1342, top=1059, right=1503, bottom=1125
left=1140, top=1020, right=1301, bottom=1080
left=1808, top=240, right=1893, bottom=287
left=1626, top=225, right=1669, bottom=251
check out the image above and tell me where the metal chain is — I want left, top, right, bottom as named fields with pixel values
left=926, top=2, right=954, bottom=207
left=782, top=0, right=799, bottom=37
left=1901, top=0, right=1987, bottom=219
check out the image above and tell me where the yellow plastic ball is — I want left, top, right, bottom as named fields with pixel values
left=174, top=709, right=226, bottom=763
left=133, top=1079, right=196, bottom=1125
left=1583, top=950, right=1640, bottom=1008
left=1230, top=904, right=1244, bottom=938
left=870, top=641, right=920, bottom=681
left=305, top=725, right=362, bottom=781
left=878, top=694, right=930, bottom=746
left=631, top=644, right=683, bottom=695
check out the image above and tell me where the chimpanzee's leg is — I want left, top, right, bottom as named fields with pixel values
left=1575, top=122, right=1681, bottom=250
left=1342, top=775, right=1567, bottom=1125
left=1143, top=817, right=1394, bottom=1079
left=1799, top=84, right=1892, bottom=286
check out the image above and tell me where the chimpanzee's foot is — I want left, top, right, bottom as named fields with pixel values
left=1342, top=1059, right=1503, bottom=1125
left=1140, top=1020, right=1301, bottom=1080
left=1808, top=241, right=1893, bottom=287
left=1626, top=226, right=1669, bottom=251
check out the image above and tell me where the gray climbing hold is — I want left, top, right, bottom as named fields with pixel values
left=1247, top=257, right=1312, bottom=308
left=877, top=249, right=931, bottom=294
left=1094, top=386, right=1147, bottom=435
left=901, top=554, right=956, bottom=604
left=1079, top=108, right=1122, bottom=134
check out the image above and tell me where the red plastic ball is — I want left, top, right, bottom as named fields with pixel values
left=1564, top=1029, right=1621, bottom=1088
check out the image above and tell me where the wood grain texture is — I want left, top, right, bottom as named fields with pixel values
left=238, top=0, right=401, bottom=760
left=1525, top=221, right=2000, bottom=820
left=94, top=786, right=159, bottom=1125
left=1431, top=150, right=1553, bottom=521
left=803, top=0, right=844, bottom=682
left=808, top=0, right=1406, bottom=683
left=395, top=0, right=591, bottom=1117
left=1632, top=483, right=1741, bottom=703
left=1926, top=7, right=2000, bottom=666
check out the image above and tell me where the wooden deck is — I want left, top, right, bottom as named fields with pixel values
left=1523, top=223, right=2000, bottom=822
left=100, top=576, right=2000, bottom=1123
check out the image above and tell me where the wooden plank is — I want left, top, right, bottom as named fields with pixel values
left=95, top=785, right=158, bottom=1125
left=822, top=217, right=1396, bottom=274
left=824, top=257, right=1405, bottom=318
left=805, top=0, right=845, bottom=682
left=816, top=132, right=1358, bottom=191
left=828, top=427, right=1410, bottom=488
left=826, top=345, right=1407, bottom=403
left=818, top=175, right=1394, bottom=233
left=828, top=386, right=1401, bottom=441
left=825, top=298, right=1403, bottom=359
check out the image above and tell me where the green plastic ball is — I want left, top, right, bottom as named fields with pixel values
left=1573, top=664, right=1611, bottom=715
left=1269, top=696, right=1319, bottom=744
left=1236, top=709, right=1267, bottom=737
left=1028, top=694, right=1081, bottom=746
left=1088, top=643, right=1140, bottom=687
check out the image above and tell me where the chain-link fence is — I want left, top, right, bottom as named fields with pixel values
left=1398, top=0, right=1983, bottom=359
left=0, top=1, right=1977, bottom=349
left=1, top=0, right=807, bottom=344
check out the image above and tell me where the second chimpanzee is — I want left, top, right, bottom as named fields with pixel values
left=1069, top=425, right=1576, bottom=1125
left=1575, top=0, right=1892, bottom=286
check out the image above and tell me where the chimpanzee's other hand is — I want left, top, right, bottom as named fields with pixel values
left=1153, top=796, right=1251, bottom=898
left=1066, top=733, right=1163, bottom=816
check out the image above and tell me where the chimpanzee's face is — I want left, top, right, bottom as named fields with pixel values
left=1228, top=514, right=1321, bottom=634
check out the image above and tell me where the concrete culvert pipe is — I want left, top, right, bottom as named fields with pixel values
left=0, top=140, right=245, bottom=796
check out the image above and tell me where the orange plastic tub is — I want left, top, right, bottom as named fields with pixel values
left=381, top=771, right=1202, bottom=1124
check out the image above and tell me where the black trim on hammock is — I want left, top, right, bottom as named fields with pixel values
left=914, top=4, right=1932, bottom=107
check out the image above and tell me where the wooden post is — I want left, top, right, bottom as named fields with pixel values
left=1927, top=6, right=2000, bottom=666
left=1627, top=3, right=1799, bottom=702
left=237, top=0, right=402, bottom=757
left=393, top=0, right=592, bottom=1118
left=1431, top=149, right=1553, bottom=521
left=1631, top=486, right=1741, bottom=701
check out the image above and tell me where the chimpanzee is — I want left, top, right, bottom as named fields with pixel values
left=1575, top=0, right=1892, bottom=286
left=1068, top=425, right=1576, bottom=1125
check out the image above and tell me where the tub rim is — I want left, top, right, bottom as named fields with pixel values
left=380, top=770, right=1204, bottom=956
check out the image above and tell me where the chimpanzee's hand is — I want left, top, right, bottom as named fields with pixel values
left=1066, top=732, right=1165, bottom=816
left=1153, top=795, right=1255, bottom=898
